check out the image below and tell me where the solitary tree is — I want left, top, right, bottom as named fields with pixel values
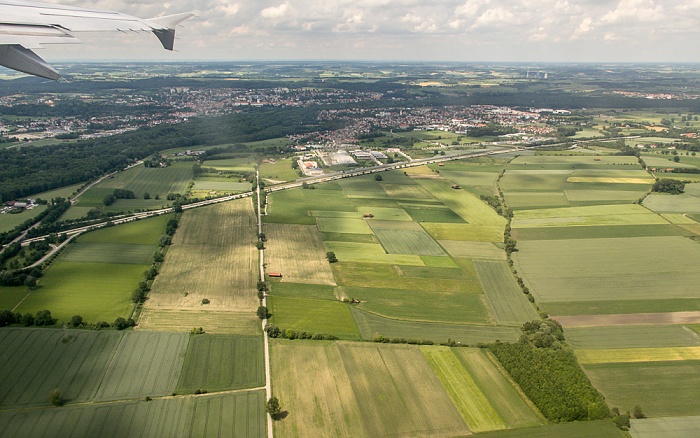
left=70, top=315, right=83, bottom=328
left=266, top=396, right=282, bottom=420
left=326, top=251, right=338, bottom=263
left=48, top=388, right=63, bottom=406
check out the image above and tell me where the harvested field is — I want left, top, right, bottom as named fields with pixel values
left=439, top=241, right=506, bottom=260
left=272, top=341, right=469, bottom=438
left=265, top=224, right=336, bottom=285
left=339, top=342, right=470, bottom=437
left=137, top=309, right=260, bottom=335
left=422, top=346, right=505, bottom=432
left=144, top=200, right=259, bottom=313
left=473, top=260, right=539, bottom=326
left=553, top=311, right=700, bottom=327
left=351, top=308, right=520, bottom=345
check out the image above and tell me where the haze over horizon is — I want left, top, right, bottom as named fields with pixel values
left=32, top=0, right=700, bottom=65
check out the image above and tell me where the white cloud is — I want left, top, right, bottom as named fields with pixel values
left=600, top=0, right=663, bottom=24
left=261, top=2, right=291, bottom=19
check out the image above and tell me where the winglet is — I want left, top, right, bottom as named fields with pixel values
left=0, top=45, right=60, bottom=80
left=146, top=13, right=193, bottom=50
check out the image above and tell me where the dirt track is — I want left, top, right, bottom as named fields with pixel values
left=553, top=311, right=700, bottom=327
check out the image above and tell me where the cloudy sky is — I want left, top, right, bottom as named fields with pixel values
left=37, top=0, right=700, bottom=63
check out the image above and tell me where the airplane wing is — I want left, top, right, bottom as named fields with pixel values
left=0, top=0, right=193, bottom=80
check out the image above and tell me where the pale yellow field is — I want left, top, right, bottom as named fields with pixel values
left=265, top=224, right=336, bottom=285
left=272, top=341, right=469, bottom=438
left=137, top=308, right=260, bottom=335
left=143, top=200, right=259, bottom=314
left=576, top=346, right=700, bottom=364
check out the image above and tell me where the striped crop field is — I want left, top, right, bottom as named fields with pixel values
left=421, top=346, right=505, bottom=432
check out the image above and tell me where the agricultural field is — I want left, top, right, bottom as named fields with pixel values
left=630, top=415, right=700, bottom=438
left=142, top=201, right=258, bottom=320
left=351, top=308, right=521, bottom=345
left=0, top=329, right=187, bottom=408
left=177, top=335, right=264, bottom=393
left=566, top=325, right=700, bottom=350
left=73, top=162, right=193, bottom=215
left=0, top=391, right=266, bottom=438
left=259, top=158, right=299, bottom=183
left=475, top=420, right=623, bottom=438
left=271, top=341, right=470, bottom=438
left=265, top=224, right=336, bottom=285
left=473, top=260, right=539, bottom=326
left=12, top=215, right=170, bottom=322
left=0, top=205, right=47, bottom=233
left=422, top=346, right=505, bottom=432
left=267, top=296, right=361, bottom=339
left=513, top=236, right=700, bottom=311
left=584, top=360, right=700, bottom=417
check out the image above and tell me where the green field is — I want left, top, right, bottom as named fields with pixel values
left=584, top=360, right=700, bottom=417
left=644, top=193, right=700, bottom=214
left=0, top=391, right=266, bottom=438
left=16, top=262, right=145, bottom=322
left=630, top=415, right=700, bottom=438
left=271, top=340, right=470, bottom=438
left=514, top=236, right=700, bottom=306
left=351, top=308, right=520, bottom=344
left=60, top=242, right=156, bottom=264
left=93, top=331, right=189, bottom=402
left=512, top=224, right=690, bottom=240
left=371, top=225, right=446, bottom=256
left=80, top=162, right=193, bottom=207
left=473, top=260, right=539, bottom=326
left=259, top=158, right=300, bottom=182
left=343, top=285, right=492, bottom=324
left=0, top=329, right=188, bottom=407
left=566, top=325, right=700, bottom=350
left=422, top=346, right=505, bottom=432
left=474, top=420, right=622, bottom=438
left=454, top=348, right=544, bottom=429
left=512, top=204, right=666, bottom=228
left=268, top=296, right=361, bottom=339
left=324, top=241, right=424, bottom=265
left=0, top=205, right=47, bottom=233
left=12, top=215, right=170, bottom=322
left=177, top=335, right=264, bottom=393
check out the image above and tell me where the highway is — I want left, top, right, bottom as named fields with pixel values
left=19, top=145, right=521, bottom=245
